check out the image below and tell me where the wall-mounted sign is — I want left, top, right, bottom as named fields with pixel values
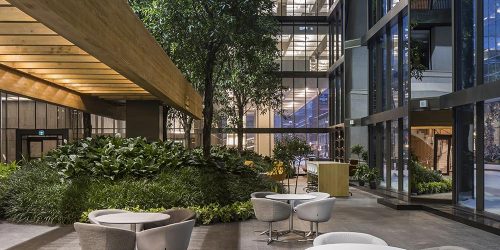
left=38, top=130, right=45, bottom=136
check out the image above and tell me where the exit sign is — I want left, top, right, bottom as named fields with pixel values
left=38, top=130, right=45, bottom=136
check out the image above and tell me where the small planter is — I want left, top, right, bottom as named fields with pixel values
left=369, top=181, right=377, bottom=189
left=358, top=180, right=365, bottom=186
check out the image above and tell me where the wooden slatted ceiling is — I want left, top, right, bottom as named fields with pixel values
left=0, top=2, right=145, bottom=99
left=6, top=0, right=202, bottom=119
left=0, top=0, right=202, bottom=119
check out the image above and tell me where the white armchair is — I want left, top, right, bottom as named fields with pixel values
left=88, top=209, right=130, bottom=230
left=313, top=232, right=388, bottom=246
left=74, top=222, right=136, bottom=250
left=251, top=197, right=291, bottom=244
left=136, top=219, right=195, bottom=250
left=295, top=197, right=336, bottom=238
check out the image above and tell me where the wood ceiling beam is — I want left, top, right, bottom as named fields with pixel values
left=60, top=84, right=138, bottom=88
left=52, top=79, right=132, bottom=84
left=0, top=45, right=88, bottom=55
left=1, top=62, right=110, bottom=69
left=0, top=64, right=125, bottom=120
left=0, top=23, right=55, bottom=35
left=0, top=6, right=34, bottom=21
left=0, top=55, right=99, bottom=62
left=39, top=74, right=125, bottom=80
left=8, top=0, right=202, bottom=119
left=0, top=35, right=72, bottom=45
left=20, top=68, right=118, bottom=75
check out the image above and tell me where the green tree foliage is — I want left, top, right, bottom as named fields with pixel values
left=273, top=136, right=312, bottom=193
left=215, top=3, right=282, bottom=152
left=129, top=0, right=279, bottom=157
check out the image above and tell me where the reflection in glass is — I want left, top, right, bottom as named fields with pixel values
left=391, top=120, right=399, bottom=191
left=484, top=98, right=500, bottom=215
left=484, top=0, right=500, bottom=83
left=456, top=0, right=476, bottom=90
left=456, top=104, right=476, bottom=209
left=390, top=23, right=399, bottom=108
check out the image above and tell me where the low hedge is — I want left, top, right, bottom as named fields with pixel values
left=80, top=201, right=254, bottom=225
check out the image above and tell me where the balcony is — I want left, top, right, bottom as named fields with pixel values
left=411, top=0, right=451, bottom=27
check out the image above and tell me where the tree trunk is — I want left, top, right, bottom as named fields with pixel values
left=162, top=106, right=171, bottom=141
left=183, top=117, right=193, bottom=149
left=202, top=49, right=217, bottom=158
left=294, top=159, right=300, bottom=194
left=237, top=104, right=244, bottom=152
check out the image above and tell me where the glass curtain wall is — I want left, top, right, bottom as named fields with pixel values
left=274, top=0, right=330, bottom=16
left=368, top=7, right=408, bottom=192
left=212, top=3, right=332, bottom=157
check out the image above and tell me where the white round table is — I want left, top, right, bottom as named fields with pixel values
left=94, top=212, right=170, bottom=232
left=306, top=243, right=406, bottom=250
left=266, top=194, right=315, bottom=235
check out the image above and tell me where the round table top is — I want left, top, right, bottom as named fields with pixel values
left=266, top=194, right=316, bottom=200
left=94, top=212, right=170, bottom=224
left=306, top=244, right=405, bottom=250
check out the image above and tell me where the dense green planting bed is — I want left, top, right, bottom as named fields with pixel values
left=410, top=160, right=452, bottom=195
left=0, top=137, right=277, bottom=225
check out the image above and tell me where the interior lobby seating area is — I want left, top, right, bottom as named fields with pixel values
left=2, top=0, right=500, bottom=250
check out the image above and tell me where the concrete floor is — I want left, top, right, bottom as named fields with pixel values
left=3, top=187, right=500, bottom=250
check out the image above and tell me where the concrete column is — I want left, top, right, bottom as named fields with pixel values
left=126, top=100, right=160, bottom=141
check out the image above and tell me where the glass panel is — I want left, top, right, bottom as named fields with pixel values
left=19, top=99, right=35, bottom=129
left=318, top=78, right=329, bottom=128
left=282, top=78, right=294, bottom=128
left=391, top=23, right=399, bottom=108
left=46, top=104, right=58, bottom=129
left=294, top=78, right=306, bottom=128
left=391, top=119, right=399, bottom=191
left=380, top=122, right=387, bottom=188
left=484, top=0, right=500, bottom=83
left=456, top=0, right=476, bottom=90
left=402, top=14, right=409, bottom=105
left=305, top=78, right=318, bottom=128
left=6, top=95, right=18, bottom=129
left=403, top=117, right=409, bottom=192
left=456, top=104, right=476, bottom=209
left=484, top=98, right=500, bottom=215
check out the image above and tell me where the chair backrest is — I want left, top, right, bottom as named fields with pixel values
left=74, top=222, right=136, bottom=250
left=294, top=192, right=330, bottom=207
left=88, top=209, right=127, bottom=224
left=313, top=232, right=388, bottom=246
left=88, top=209, right=130, bottom=230
left=136, top=219, right=195, bottom=250
left=309, top=192, right=330, bottom=200
left=251, top=198, right=291, bottom=222
left=250, top=191, right=277, bottom=198
left=295, top=197, right=336, bottom=222
left=143, top=208, right=196, bottom=230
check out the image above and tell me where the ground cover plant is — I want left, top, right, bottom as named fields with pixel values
left=0, top=136, right=277, bottom=224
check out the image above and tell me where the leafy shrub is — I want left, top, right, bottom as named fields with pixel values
left=44, top=136, right=195, bottom=180
left=353, top=163, right=370, bottom=182
left=80, top=200, right=254, bottom=225
left=410, top=160, right=451, bottom=195
left=416, top=179, right=452, bottom=195
left=2, top=137, right=276, bottom=224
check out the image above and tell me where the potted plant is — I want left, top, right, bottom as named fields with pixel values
left=366, top=168, right=381, bottom=189
left=353, top=163, right=369, bottom=186
left=349, top=144, right=365, bottom=176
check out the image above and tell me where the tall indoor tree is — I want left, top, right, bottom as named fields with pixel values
left=217, top=49, right=282, bottom=151
left=130, top=0, right=278, bottom=157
